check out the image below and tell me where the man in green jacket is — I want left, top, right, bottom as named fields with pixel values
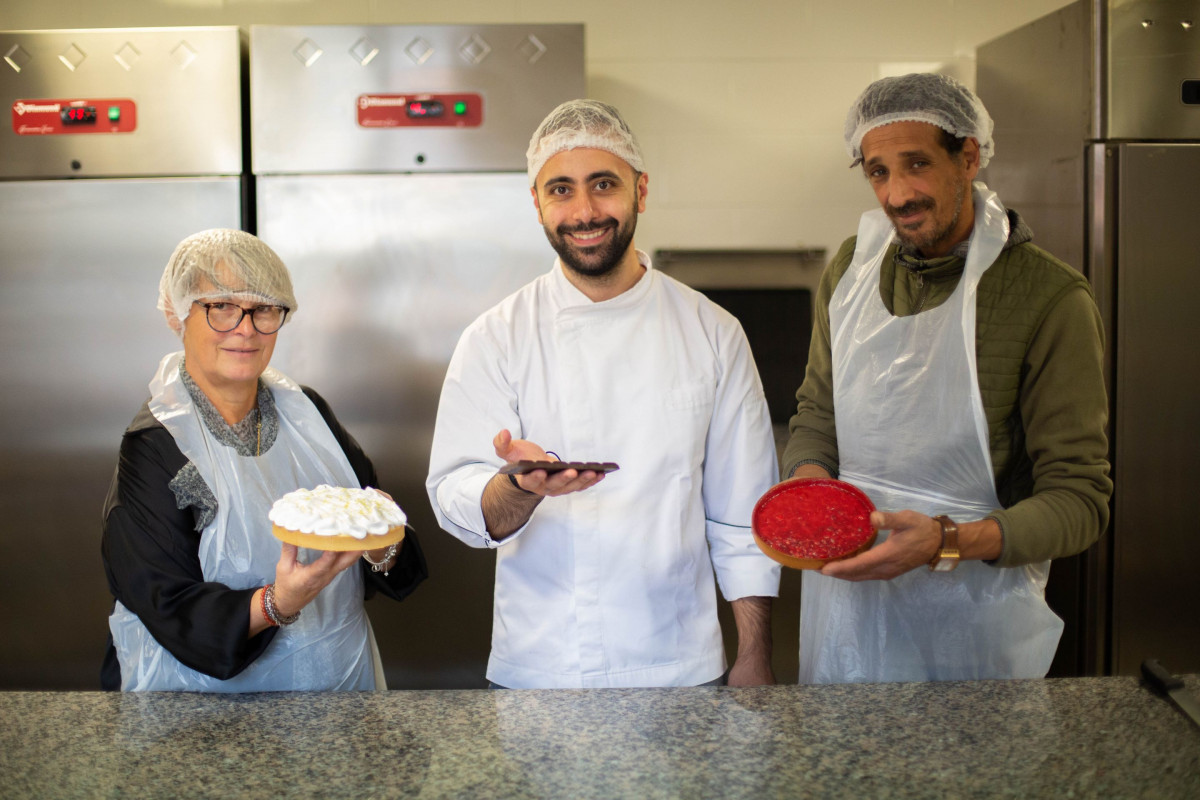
left=783, top=73, right=1112, bottom=683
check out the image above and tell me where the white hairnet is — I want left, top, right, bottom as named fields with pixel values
left=526, top=99, right=646, bottom=187
left=158, top=229, right=297, bottom=337
left=844, top=73, right=994, bottom=168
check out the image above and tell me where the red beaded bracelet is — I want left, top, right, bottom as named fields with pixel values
left=259, top=586, right=276, bottom=627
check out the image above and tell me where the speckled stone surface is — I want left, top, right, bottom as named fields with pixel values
left=2, top=677, right=1198, bottom=799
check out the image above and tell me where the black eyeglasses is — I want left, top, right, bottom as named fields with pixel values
left=194, top=301, right=289, bottom=334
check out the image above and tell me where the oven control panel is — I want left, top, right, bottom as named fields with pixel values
left=356, top=93, right=482, bottom=129
left=12, top=98, right=137, bottom=135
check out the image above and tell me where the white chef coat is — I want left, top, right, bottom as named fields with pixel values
left=426, top=251, right=781, bottom=688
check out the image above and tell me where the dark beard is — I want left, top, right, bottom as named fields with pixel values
left=544, top=208, right=638, bottom=280
left=888, top=180, right=966, bottom=255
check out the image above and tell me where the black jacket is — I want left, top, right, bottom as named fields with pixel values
left=100, top=386, right=427, bottom=690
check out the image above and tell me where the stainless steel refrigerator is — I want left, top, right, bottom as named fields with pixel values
left=248, top=24, right=585, bottom=687
left=0, top=27, right=245, bottom=687
left=978, top=0, right=1200, bottom=676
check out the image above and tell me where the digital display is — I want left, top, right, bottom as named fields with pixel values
left=61, top=106, right=97, bottom=125
left=407, top=99, right=444, bottom=118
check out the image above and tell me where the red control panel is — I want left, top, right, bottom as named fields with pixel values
left=12, top=98, right=137, bottom=135
left=357, top=93, right=482, bottom=129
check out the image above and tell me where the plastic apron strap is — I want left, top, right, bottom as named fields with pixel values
left=109, top=352, right=380, bottom=691
left=799, top=183, right=1062, bottom=683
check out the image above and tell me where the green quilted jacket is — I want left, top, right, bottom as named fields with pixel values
left=782, top=211, right=1112, bottom=567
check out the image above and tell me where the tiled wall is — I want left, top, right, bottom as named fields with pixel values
left=5, top=0, right=1074, bottom=263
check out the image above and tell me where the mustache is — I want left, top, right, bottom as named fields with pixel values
left=887, top=199, right=935, bottom=217
left=557, top=219, right=616, bottom=235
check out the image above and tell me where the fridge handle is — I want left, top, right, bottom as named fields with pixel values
left=1083, top=141, right=1115, bottom=676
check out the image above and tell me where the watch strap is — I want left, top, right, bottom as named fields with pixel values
left=929, top=515, right=961, bottom=572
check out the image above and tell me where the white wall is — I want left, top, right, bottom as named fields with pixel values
left=2, top=0, right=1074, bottom=262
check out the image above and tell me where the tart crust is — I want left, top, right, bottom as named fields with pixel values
left=271, top=523, right=406, bottom=552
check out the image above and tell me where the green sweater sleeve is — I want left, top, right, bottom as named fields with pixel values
left=781, top=237, right=856, bottom=479
left=988, top=282, right=1111, bottom=566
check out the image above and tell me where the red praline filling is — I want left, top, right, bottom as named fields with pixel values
left=755, top=481, right=874, bottom=560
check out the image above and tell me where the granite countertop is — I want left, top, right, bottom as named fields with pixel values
left=2, top=677, right=1198, bottom=799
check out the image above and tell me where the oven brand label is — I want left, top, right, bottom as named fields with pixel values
left=359, top=95, right=409, bottom=108
left=13, top=102, right=62, bottom=115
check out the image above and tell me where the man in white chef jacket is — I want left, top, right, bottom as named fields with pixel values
left=426, top=99, right=781, bottom=689
left=784, top=74, right=1112, bottom=683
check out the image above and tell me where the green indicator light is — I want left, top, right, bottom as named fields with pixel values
left=108, top=106, right=120, bottom=121
left=454, top=101, right=467, bottom=115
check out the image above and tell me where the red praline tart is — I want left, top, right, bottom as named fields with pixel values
left=752, top=478, right=877, bottom=569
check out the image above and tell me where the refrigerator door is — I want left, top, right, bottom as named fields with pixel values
left=1104, top=143, right=1200, bottom=674
left=258, top=172, right=550, bottom=687
left=249, top=24, right=584, bottom=175
left=1108, top=0, right=1200, bottom=140
left=0, top=176, right=242, bottom=688
left=1, top=27, right=243, bottom=179
left=248, top=22, right=586, bottom=689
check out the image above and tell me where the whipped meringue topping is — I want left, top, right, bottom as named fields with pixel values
left=268, top=485, right=406, bottom=540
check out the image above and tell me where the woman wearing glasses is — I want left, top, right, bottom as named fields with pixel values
left=101, top=229, right=426, bottom=691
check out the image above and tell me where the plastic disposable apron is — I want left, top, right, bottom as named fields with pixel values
left=109, top=351, right=382, bottom=691
left=798, top=182, right=1063, bottom=683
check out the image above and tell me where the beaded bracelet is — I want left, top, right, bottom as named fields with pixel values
left=262, top=583, right=301, bottom=626
left=259, top=586, right=274, bottom=627
left=362, top=543, right=400, bottom=576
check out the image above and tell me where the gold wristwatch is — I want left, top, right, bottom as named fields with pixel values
left=928, top=515, right=960, bottom=572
